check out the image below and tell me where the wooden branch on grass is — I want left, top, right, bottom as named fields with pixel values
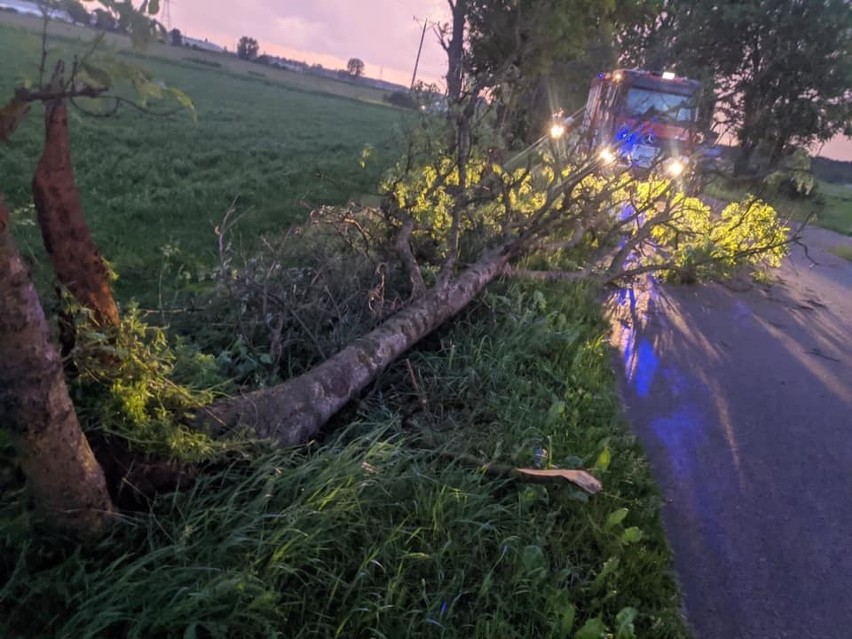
left=430, top=449, right=602, bottom=494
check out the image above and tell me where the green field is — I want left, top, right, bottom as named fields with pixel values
left=814, top=180, right=852, bottom=235
left=0, top=19, right=406, bottom=304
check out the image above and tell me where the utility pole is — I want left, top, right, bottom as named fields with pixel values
left=411, top=16, right=432, bottom=89
left=163, top=0, right=173, bottom=30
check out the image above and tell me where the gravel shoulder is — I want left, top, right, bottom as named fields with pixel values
left=611, top=226, right=852, bottom=639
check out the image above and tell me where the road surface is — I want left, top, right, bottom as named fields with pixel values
left=611, top=227, right=852, bottom=639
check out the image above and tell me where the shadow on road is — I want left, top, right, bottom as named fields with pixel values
left=610, top=229, right=852, bottom=639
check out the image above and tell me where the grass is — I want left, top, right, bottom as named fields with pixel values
left=0, top=20, right=407, bottom=306
left=828, top=245, right=852, bottom=262
left=703, top=175, right=852, bottom=236
left=1, top=283, right=687, bottom=638
left=814, top=181, right=852, bottom=235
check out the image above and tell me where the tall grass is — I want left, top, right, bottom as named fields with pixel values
left=1, top=283, right=686, bottom=638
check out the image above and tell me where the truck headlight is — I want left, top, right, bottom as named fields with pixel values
left=599, top=147, right=616, bottom=165
left=550, top=123, right=566, bottom=139
left=665, top=158, right=687, bottom=177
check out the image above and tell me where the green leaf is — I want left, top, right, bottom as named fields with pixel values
left=546, top=400, right=566, bottom=426
left=127, top=10, right=154, bottom=50
left=519, top=544, right=547, bottom=577
left=615, top=607, right=638, bottom=639
left=165, top=87, right=197, bottom=122
left=605, top=507, right=629, bottom=530
left=620, top=527, right=643, bottom=545
left=0, top=99, right=31, bottom=143
left=133, top=77, right=164, bottom=106
left=594, top=446, right=611, bottom=471
left=592, top=556, right=619, bottom=589
left=574, top=617, right=606, bottom=639
left=148, top=0, right=159, bottom=14
left=557, top=601, right=576, bottom=635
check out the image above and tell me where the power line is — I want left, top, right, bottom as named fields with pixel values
left=411, top=16, right=436, bottom=88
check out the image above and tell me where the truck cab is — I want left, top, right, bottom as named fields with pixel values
left=582, top=69, right=704, bottom=171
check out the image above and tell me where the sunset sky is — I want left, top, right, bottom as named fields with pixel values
left=170, top=0, right=851, bottom=161
left=171, top=0, right=449, bottom=87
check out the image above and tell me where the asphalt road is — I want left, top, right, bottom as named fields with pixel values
left=610, top=227, right=852, bottom=639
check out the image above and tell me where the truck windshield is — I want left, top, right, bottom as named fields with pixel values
left=624, top=88, right=695, bottom=124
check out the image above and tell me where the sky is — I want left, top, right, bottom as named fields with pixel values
left=170, top=0, right=851, bottom=162
left=171, top=0, right=450, bottom=88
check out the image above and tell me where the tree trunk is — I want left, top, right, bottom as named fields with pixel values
left=195, top=246, right=512, bottom=445
left=768, top=138, right=786, bottom=169
left=445, top=0, right=467, bottom=104
left=0, top=198, right=113, bottom=539
left=32, top=99, right=119, bottom=327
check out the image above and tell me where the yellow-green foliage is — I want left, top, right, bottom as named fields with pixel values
left=648, top=193, right=789, bottom=281
left=384, top=141, right=789, bottom=285
left=384, top=153, right=561, bottom=261
left=714, top=198, right=789, bottom=267
left=70, top=308, right=232, bottom=460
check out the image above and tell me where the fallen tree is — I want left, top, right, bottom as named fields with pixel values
left=195, top=133, right=791, bottom=446
left=192, top=3, right=791, bottom=446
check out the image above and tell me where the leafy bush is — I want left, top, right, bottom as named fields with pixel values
left=385, top=90, right=417, bottom=109
left=68, top=307, right=233, bottom=461
left=188, top=206, right=411, bottom=387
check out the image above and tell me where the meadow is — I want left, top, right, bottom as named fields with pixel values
left=0, top=18, right=406, bottom=305
left=0, top=16, right=687, bottom=638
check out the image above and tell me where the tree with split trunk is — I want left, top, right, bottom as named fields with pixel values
left=0, top=0, right=192, bottom=538
left=194, top=3, right=793, bottom=446
left=2, top=1, right=193, bottom=327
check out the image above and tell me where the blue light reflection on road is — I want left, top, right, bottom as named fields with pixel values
left=615, top=280, right=707, bottom=485
left=650, top=406, right=704, bottom=479
left=614, top=279, right=740, bottom=569
left=633, top=340, right=659, bottom=398
left=615, top=285, right=659, bottom=398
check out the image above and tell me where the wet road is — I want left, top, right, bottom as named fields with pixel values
left=611, top=227, right=852, bottom=639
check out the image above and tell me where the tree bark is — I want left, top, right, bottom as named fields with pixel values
left=196, top=245, right=512, bottom=446
left=445, top=0, right=467, bottom=104
left=32, top=99, right=119, bottom=327
left=0, top=198, right=113, bottom=539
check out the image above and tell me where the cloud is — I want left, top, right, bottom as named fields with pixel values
left=272, top=15, right=327, bottom=51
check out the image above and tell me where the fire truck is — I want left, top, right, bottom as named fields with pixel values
left=553, top=69, right=707, bottom=176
